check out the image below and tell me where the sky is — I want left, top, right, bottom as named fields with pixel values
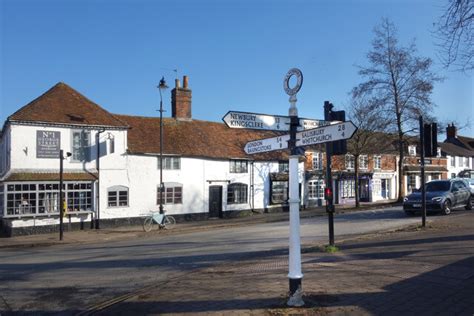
left=1, top=0, right=473, bottom=137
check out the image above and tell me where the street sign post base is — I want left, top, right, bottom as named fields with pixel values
left=287, top=278, right=304, bottom=307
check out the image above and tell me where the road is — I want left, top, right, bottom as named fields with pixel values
left=0, top=207, right=433, bottom=314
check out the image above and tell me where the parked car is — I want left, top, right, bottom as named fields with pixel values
left=458, top=169, right=474, bottom=192
left=403, top=179, right=472, bottom=216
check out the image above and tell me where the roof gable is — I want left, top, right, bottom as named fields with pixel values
left=8, top=82, right=128, bottom=128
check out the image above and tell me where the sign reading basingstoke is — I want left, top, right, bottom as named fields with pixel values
left=223, top=110, right=328, bottom=132
left=244, top=135, right=290, bottom=154
left=296, top=121, right=357, bottom=147
left=36, top=131, right=61, bottom=158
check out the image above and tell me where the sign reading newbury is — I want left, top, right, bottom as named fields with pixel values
left=36, top=131, right=61, bottom=158
left=222, top=110, right=328, bottom=132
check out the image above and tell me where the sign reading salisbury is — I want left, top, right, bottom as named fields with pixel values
left=296, top=121, right=357, bottom=147
left=223, top=111, right=328, bottom=132
left=244, top=135, right=290, bottom=154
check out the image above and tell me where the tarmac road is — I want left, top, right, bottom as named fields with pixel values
left=0, top=206, right=446, bottom=314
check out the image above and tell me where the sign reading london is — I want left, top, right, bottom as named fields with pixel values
left=244, top=135, right=290, bottom=154
left=296, top=121, right=357, bottom=147
left=223, top=110, right=328, bottom=132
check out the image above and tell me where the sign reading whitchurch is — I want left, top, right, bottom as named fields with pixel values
left=36, top=131, right=61, bottom=158
left=296, top=121, right=357, bottom=147
left=222, top=110, right=329, bottom=132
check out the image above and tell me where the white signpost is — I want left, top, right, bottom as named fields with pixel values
left=223, top=68, right=358, bottom=307
left=222, top=111, right=329, bottom=132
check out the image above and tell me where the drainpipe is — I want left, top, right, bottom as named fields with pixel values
left=95, top=129, right=105, bottom=229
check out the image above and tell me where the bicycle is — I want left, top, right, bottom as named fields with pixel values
left=143, top=211, right=176, bottom=232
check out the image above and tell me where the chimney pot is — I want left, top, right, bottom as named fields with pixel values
left=175, top=79, right=180, bottom=88
left=183, top=76, right=189, bottom=89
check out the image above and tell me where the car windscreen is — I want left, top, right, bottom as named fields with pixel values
left=425, top=182, right=450, bottom=192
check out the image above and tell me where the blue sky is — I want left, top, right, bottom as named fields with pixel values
left=1, top=0, right=473, bottom=136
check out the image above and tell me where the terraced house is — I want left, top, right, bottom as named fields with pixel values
left=0, top=78, right=305, bottom=236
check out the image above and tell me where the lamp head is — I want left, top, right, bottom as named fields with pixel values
left=158, top=77, right=168, bottom=91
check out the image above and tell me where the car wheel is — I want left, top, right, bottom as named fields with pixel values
left=442, top=200, right=452, bottom=215
left=465, top=196, right=472, bottom=210
left=405, top=210, right=415, bottom=216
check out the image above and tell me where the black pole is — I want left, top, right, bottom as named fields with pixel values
left=59, top=149, right=64, bottom=241
left=419, top=116, right=426, bottom=227
left=95, top=131, right=101, bottom=229
left=324, top=101, right=335, bottom=246
left=159, top=86, right=164, bottom=214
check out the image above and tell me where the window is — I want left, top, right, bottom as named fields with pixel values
left=227, top=183, right=248, bottom=204
left=312, top=152, right=323, bottom=170
left=359, top=155, right=368, bottom=169
left=308, top=180, right=325, bottom=199
left=340, top=179, right=355, bottom=198
left=109, top=135, right=115, bottom=154
left=0, top=185, right=4, bottom=216
left=5, top=182, right=92, bottom=216
left=451, top=156, right=456, bottom=167
left=408, top=145, right=416, bottom=156
left=158, top=157, right=181, bottom=170
left=157, top=183, right=183, bottom=204
left=464, top=157, right=469, bottom=167
left=407, top=175, right=417, bottom=193
left=271, top=181, right=288, bottom=204
left=431, top=174, right=440, bottom=180
left=279, top=161, right=289, bottom=173
left=345, top=154, right=355, bottom=170
left=458, top=156, right=463, bottom=167
left=451, top=173, right=456, bottom=179
left=374, top=156, right=382, bottom=169
left=71, top=130, right=90, bottom=162
left=108, top=186, right=129, bottom=207
left=230, top=160, right=248, bottom=173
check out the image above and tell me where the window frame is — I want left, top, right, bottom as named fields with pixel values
left=345, top=154, right=355, bottom=170
left=157, top=183, right=183, bottom=205
left=227, top=183, right=248, bottom=204
left=158, top=156, right=181, bottom=170
left=107, top=185, right=129, bottom=208
left=271, top=180, right=288, bottom=204
left=312, top=152, right=323, bottom=170
left=359, top=155, right=368, bottom=170
left=308, top=179, right=325, bottom=200
left=229, top=160, right=248, bottom=173
left=71, top=130, right=91, bottom=162
left=374, top=156, right=382, bottom=170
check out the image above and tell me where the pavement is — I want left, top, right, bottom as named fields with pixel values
left=2, top=201, right=474, bottom=316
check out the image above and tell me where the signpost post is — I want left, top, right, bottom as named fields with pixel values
left=224, top=68, right=358, bottom=307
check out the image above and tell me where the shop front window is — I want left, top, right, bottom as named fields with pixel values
left=271, top=181, right=288, bottom=204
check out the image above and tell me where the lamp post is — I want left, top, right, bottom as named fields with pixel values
left=158, top=77, right=168, bottom=214
left=59, top=150, right=72, bottom=241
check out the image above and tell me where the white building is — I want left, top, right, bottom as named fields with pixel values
left=440, top=124, right=474, bottom=179
left=0, top=78, right=304, bottom=236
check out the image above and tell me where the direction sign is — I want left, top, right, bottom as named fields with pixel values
left=296, top=121, right=357, bottom=147
left=223, top=111, right=329, bottom=132
left=244, top=135, right=290, bottom=154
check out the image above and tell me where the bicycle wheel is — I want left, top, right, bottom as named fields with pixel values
left=143, top=216, right=154, bottom=232
left=163, top=215, right=176, bottom=229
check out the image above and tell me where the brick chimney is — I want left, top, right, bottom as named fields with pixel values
left=171, top=75, right=192, bottom=120
left=446, top=123, right=457, bottom=139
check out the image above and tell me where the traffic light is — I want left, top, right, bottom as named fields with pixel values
left=324, top=187, right=333, bottom=201
left=324, top=101, right=347, bottom=155
left=423, top=123, right=438, bottom=157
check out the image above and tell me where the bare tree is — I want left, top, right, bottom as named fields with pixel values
left=347, top=97, right=392, bottom=207
left=352, top=18, right=443, bottom=202
left=435, top=0, right=474, bottom=72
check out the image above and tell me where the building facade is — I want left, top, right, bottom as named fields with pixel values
left=0, top=79, right=305, bottom=236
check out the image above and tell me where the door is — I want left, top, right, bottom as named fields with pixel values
left=381, top=179, right=389, bottom=199
left=359, top=178, right=370, bottom=202
left=209, top=186, right=223, bottom=218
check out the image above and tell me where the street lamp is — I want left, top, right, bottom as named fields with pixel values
left=59, top=149, right=72, bottom=241
left=158, top=77, right=168, bottom=214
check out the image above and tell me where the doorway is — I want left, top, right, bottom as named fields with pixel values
left=381, top=179, right=390, bottom=199
left=209, top=186, right=223, bottom=218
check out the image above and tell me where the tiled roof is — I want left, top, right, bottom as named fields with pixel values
left=457, top=136, right=474, bottom=151
left=439, top=142, right=474, bottom=157
left=4, top=172, right=98, bottom=182
left=114, top=115, right=289, bottom=161
left=8, top=82, right=128, bottom=128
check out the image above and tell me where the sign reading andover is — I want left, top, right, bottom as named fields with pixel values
left=36, top=131, right=61, bottom=158
left=296, top=121, right=357, bottom=147
left=244, top=135, right=290, bottom=154
left=223, top=110, right=329, bottom=132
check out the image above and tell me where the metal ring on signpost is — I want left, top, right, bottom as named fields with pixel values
left=283, top=68, right=303, bottom=96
